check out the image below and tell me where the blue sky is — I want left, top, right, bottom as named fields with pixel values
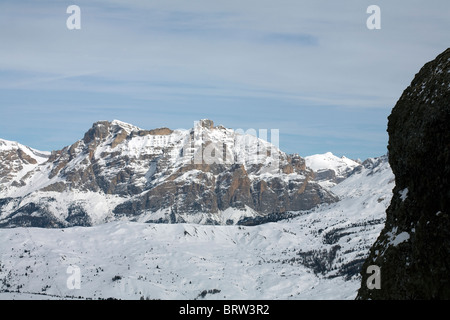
left=0, top=0, right=449, bottom=160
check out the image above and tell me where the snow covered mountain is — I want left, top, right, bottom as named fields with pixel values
left=0, top=139, right=50, bottom=193
left=305, top=152, right=361, bottom=189
left=0, top=154, right=394, bottom=300
left=0, top=119, right=337, bottom=227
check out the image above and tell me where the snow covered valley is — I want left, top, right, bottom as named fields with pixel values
left=0, top=155, right=394, bottom=300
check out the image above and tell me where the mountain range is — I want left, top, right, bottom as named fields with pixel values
left=0, top=119, right=345, bottom=228
left=0, top=131, right=393, bottom=299
left=0, top=119, right=395, bottom=299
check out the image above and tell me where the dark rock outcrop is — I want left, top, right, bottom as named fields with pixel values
left=357, top=48, right=450, bottom=299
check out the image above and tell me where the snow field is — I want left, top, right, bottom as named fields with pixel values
left=0, top=151, right=395, bottom=300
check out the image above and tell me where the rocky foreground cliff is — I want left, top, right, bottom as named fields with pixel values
left=357, top=48, right=450, bottom=299
left=0, top=119, right=337, bottom=227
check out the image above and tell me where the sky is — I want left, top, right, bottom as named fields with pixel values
left=0, top=0, right=449, bottom=160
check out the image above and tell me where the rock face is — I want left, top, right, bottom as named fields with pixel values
left=0, top=119, right=337, bottom=227
left=357, top=48, right=450, bottom=299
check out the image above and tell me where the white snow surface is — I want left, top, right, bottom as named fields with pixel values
left=399, top=188, right=409, bottom=202
left=0, top=155, right=395, bottom=300
left=385, top=227, right=410, bottom=248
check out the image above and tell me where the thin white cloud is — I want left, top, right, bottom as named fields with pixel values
left=0, top=0, right=449, bottom=158
left=1, top=0, right=448, bottom=108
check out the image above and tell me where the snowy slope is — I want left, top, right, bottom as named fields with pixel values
left=0, top=156, right=394, bottom=300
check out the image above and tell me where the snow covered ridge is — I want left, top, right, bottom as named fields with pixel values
left=0, top=119, right=343, bottom=227
left=0, top=139, right=50, bottom=195
left=0, top=138, right=50, bottom=163
left=88, top=119, right=282, bottom=169
left=305, top=152, right=361, bottom=189
left=305, top=152, right=360, bottom=179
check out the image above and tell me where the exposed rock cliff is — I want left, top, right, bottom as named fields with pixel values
left=357, top=48, right=450, bottom=299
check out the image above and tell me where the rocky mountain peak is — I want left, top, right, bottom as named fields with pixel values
left=0, top=119, right=338, bottom=227
left=82, top=120, right=111, bottom=144
left=82, top=120, right=142, bottom=146
left=197, top=119, right=214, bottom=129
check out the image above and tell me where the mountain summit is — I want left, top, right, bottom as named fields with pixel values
left=0, top=119, right=337, bottom=227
